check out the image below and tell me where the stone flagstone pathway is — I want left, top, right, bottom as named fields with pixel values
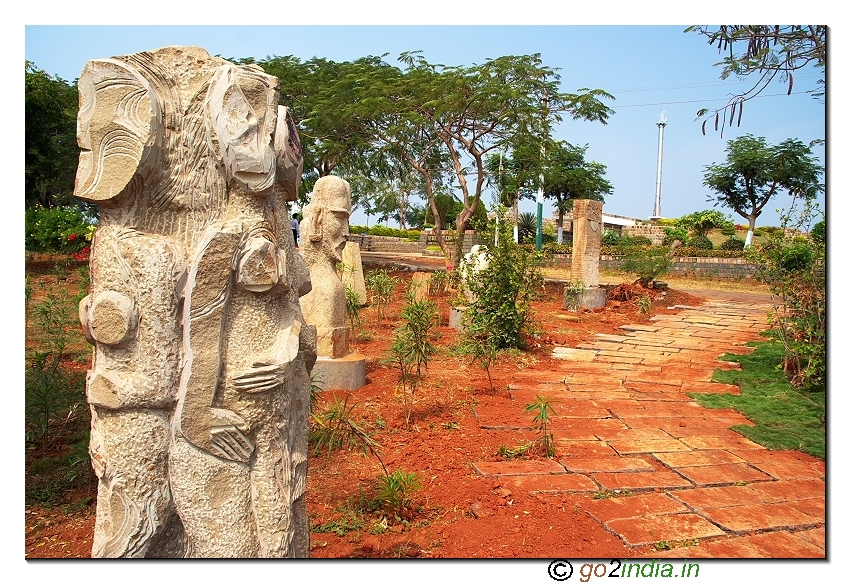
left=471, top=291, right=825, bottom=558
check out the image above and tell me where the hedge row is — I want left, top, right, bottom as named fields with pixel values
left=348, top=225, right=421, bottom=242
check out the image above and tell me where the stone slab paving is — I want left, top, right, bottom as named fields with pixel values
left=471, top=291, right=825, bottom=557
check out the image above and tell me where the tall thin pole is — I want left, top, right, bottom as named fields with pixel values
left=652, top=111, right=667, bottom=219
left=536, top=90, right=548, bottom=251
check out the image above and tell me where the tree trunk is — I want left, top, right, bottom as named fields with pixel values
left=745, top=214, right=757, bottom=247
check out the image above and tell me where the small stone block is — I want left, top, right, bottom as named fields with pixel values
left=552, top=347, right=598, bottom=362
left=609, top=439, right=692, bottom=455
left=471, top=459, right=566, bottom=477
left=748, top=479, right=825, bottom=502
left=700, top=503, right=820, bottom=534
left=582, top=492, right=688, bottom=522
left=670, top=485, right=765, bottom=509
left=674, top=463, right=773, bottom=486
left=499, top=474, right=598, bottom=494
left=592, top=470, right=692, bottom=490
left=561, top=457, right=654, bottom=474
left=605, top=513, right=725, bottom=547
left=619, top=324, right=660, bottom=332
left=311, top=353, right=366, bottom=391
left=653, top=450, right=746, bottom=468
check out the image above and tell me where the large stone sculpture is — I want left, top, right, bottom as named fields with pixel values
left=75, top=46, right=315, bottom=558
left=299, top=176, right=366, bottom=390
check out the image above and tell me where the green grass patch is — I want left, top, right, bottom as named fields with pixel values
left=688, top=335, right=824, bottom=459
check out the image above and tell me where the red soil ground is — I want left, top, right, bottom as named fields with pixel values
left=25, top=264, right=703, bottom=559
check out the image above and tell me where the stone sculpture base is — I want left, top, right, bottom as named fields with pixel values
left=563, top=286, right=608, bottom=311
left=312, top=353, right=366, bottom=391
left=449, top=306, right=467, bottom=331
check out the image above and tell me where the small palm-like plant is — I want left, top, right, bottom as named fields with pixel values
left=310, top=393, right=388, bottom=475
left=637, top=294, right=652, bottom=314
left=524, top=395, right=557, bottom=457
left=517, top=212, right=537, bottom=243
left=387, top=297, right=438, bottom=425
left=344, top=283, right=362, bottom=330
left=376, top=469, right=421, bottom=513
left=365, top=269, right=397, bottom=321
left=457, top=320, right=499, bottom=392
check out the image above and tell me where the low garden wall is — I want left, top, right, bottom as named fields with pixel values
left=546, top=254, right=757, bottom=280
left=345, top=235, right=758, bottom=279
left=346, top=231, right=483, bottom=255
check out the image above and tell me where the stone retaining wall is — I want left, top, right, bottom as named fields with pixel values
left=622, top=225, right=667, bottom=245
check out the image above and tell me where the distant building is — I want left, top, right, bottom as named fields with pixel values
left=553, top=210, right=638, bottom=236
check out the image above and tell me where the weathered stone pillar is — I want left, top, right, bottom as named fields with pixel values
left=570, top=199, right=604, bottom=288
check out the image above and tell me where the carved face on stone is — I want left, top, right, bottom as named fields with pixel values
left=74, top=59, right=163, bottom=202
left=306, top=176, right=351, bottom=264
left=206, top=65, right=279, bottom=193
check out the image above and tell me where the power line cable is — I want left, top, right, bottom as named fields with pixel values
left=616, top=90, right=818, bottom=109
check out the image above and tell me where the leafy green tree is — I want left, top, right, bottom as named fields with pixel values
left=253, top=55, right=392, bottom=204
left=487, top=140, right=612, bottom=243
left=25, top=62, right=79, bottom=208
left=352, top=52, right=613, bottom=268
left=702, top=135, right=823, bottom=246
left=686, top=26, right=825, bottom=134
left=675, top=210, right=734, bottom=236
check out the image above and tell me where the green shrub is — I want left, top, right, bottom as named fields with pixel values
left=778, top=243, right=813, bottom=271
left=754, top=226, right=781, bottom=236
left=469, top=201, right=490, bottom=232
left=388, top=297, right=438, bottom=424
left=524, top=395, right=557, bottom=458
left=349, top=225, right=421, bottom=242
left=517, top=212, right=537, bottom=243
left=463, top=208, right=543, bottom=350
left=747, top=201, right=824, bottom=390
left=601, top=230, right=620, bottom=246
left=687, top=235, right=714, bottom=250
left=541, top=242, right=571, bottom=255
left=365, top=269, right=397, bottom=320
left=376, top=470, right=421, bottom=513
left=721, top=226, right=737, bottom=237
left=720, top=237, right=745, bottom=251
left=622, top=245, right=673, bottom=286
left=25, top=205, right=97, bottom=252
left=810, top=220, right=825, bottom=244
left=663, top=227, right=690, bottom=246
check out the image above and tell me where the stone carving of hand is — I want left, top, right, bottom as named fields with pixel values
left=232, top=362, right=285, bottom=394
left=208, top=408, right=255, bottom=464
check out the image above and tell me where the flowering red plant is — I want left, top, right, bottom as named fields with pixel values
left=72, top=246, right=90, bottom=261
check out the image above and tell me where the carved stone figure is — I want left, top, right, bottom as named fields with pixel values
left=75, top=45, right=314, bottom=558
left=570, top=199, right=603, bottom=288
left=298, top=176, right=352, bottom=358
left=298, top=177, right=366, bottom=391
